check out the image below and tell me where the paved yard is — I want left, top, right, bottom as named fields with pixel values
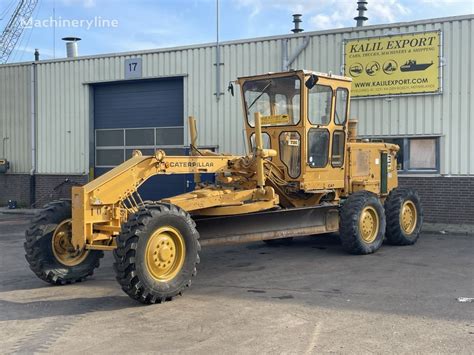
left=0, top=213, right=473, bottom=354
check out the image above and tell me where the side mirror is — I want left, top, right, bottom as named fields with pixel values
left=305, top=74, right=319, bottom=89
left=227, top=82, right=234, bottom=96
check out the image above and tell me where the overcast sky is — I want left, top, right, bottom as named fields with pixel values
left=1, top=0, right=473, bottom=62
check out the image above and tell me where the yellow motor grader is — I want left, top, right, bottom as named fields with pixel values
left=25, top=70, right=423, bottom=304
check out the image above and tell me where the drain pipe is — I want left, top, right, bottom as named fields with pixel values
left=282, top=40, right=289, bottom=71
left=29, top=50, right=38, bottom=206
left=286, top=36, right=310, bottom=70
left=282, top=35, right=310, bottom=71
left=282, top=14, right=310, bottom=71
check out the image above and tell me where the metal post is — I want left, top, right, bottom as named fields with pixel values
left=29, top=61, right=37, bottom=206
left=53, top=1, right=56, bottom=58
left=214, top=0, right=223, bottom=101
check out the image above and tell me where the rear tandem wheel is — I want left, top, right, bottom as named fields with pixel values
left=339, top=191, right=386, bottom=255
left=384, top=188, right=423, bottom=245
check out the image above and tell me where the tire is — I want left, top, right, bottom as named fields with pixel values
left=113, top=203, right=200, bottom=304
left=24, top=199, right=104, bottom=285
left=339, top=191, right=386, bottom=255
left=384, top=188, right=423, bottom=245
left=263, top=237, right=294, bottom=246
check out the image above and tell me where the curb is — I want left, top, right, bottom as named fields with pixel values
left=0, top=209, right=39, bottom=216
left=422, top=222, right=474, bottom=236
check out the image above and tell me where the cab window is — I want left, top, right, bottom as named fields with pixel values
left=308, top=85, right=332, bottom=125
left=279, top=132, right=301, bottom=178
left=243, top=76, right=301, bottom=127
left=335, top=88, right=348, bottom=125
left=331, top=131, right=345, bottom=167
left=307, top=129, right=329, bottom=168
left=245, top=91, right=270, bottom=124
left=250, top=132, right=271, bottom=150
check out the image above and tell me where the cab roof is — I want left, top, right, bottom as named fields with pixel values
left=238, top=69, right=352, bottom=82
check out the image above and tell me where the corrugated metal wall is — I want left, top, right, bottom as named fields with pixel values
left=344, top=17, right=474, bottom=176
left=1, top=15, right=472, bottom=175
left=33, top=41, right=284, bottom=174
left=0, top=64, right=31, bottom=173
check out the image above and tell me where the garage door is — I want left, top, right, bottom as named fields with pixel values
left=93, top=77, right=187, bottom=201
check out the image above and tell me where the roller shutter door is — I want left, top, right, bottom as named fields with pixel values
left=94, top=77, right=186, bottom=200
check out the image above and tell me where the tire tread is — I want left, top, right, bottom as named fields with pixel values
left=24, top=200, right=103, bottom=285
left=384, top=188, right=423, bottom=245
left=339, top=191, right=386, bottom=255
left=113, top=202, right=200, bottom=305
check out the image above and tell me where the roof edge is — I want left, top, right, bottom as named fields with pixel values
left=1, top=14, right=473, bottom=68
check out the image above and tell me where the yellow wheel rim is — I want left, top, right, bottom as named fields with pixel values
left=401, top=200, right=417, bottom=235
left=359, top=206, right=379, bottom=243
left=52, top=219, right=89, bottom=266
left=145, top=226, right=186, bottom=282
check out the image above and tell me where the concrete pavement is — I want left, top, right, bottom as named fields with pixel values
left=0, top=214, right=473, bottom=354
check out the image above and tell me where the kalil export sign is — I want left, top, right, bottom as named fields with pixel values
left=344, top=31, right=441, bottom=97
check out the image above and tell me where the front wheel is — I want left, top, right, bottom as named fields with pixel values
left=384, top=188, right=423, bottom=245
left=24, top=200, right=103, bottom=285
left=113, top=203, right=200, bottom=304
left=339, top=191, right=386, bottom=255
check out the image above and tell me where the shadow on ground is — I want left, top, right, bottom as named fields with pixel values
left=0, top=296, right=140, bottom=321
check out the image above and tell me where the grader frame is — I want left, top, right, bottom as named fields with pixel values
left=70, top=70, right=398, bottom=252
left=25, top=69, right=423, bottom=304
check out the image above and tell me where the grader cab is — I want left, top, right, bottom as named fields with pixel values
left=25, top=70, right=423, bottom=304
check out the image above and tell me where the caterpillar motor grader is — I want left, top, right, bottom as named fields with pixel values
left=25, top=70, right=423, bottom=304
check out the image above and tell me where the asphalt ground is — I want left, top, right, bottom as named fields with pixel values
left=0, top=213, right=473, bottom=354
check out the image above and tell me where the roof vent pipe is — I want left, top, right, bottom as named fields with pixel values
left=62, top=37, right=81, bottom=58
left=34, top=49, right=39, bottom=61
left=354, top=1, right=368, bottom=27
left=291, top=14, right=303, bottom=33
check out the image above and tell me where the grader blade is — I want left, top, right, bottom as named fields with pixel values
left=195, top=205, right=339, bottom=246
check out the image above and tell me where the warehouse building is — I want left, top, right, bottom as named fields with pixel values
left=0, top=14, right=473, bottom=224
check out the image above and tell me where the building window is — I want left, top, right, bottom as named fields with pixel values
left=409, top=139, right=436, bottom=170
left=95, top=127, right=184, bottom=168
left=371, top=136, right=439, bottom=174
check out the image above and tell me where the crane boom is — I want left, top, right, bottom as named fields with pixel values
left=0, top=0, right=38, bottom=64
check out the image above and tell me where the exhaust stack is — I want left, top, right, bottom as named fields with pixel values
left=291, top=14, right=303, bottom=33
left=62, top=37, right=81, bottom=58
left=354, top=1, right=368, bottom=27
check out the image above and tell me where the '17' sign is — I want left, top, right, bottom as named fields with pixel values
left=124, top=58, right=142, bottom=79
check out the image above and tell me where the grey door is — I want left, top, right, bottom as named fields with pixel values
left=93, top=77, right=186, bottom=200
